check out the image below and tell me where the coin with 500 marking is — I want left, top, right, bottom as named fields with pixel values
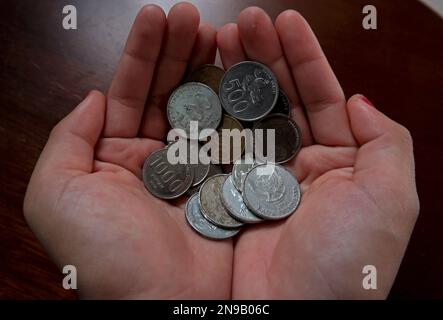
left=219, top=61, right=278, bottom=122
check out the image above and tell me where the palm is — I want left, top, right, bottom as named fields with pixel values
left=217, top=7, right=418, bottom=299
left=50, top=146, right=232, bottom=299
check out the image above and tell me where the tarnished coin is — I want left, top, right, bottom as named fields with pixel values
left=243, top=164, right=301, bottom=220
left=142, top=148, right=194, bottom=199
left=185, top=163, right=224, bottom=197
left=221, top=175, right=263, bottom=224
left=199, top=174, right=244, bottom=228
left=186, top=64, right=225, bottom=94
left=185, top=194, right=240, bottom=240
left=219, top=61, right=279, bottom=122
left=253, top=114, right=302, bottom=164
left=271, top=90, right=291, bottom=116
left=167, top=82, right=222, bottom=140
left=232, top=158, right=258, bottom=192
left=208, top=114, right=245, bottom=164
left=188, top=142, right=210, bottom=186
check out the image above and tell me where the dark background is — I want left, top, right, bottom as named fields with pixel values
left=1, top=0, right=442, bottom=299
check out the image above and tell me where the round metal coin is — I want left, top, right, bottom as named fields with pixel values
left=188, top=141, right=210, bottom=186
left=271, top=89, right=291, bottom=116
left=142, top=148, right=194, bottom=199
left=185, top=194, right=240, bottom=240
left=253, top=114, right=302, bottom=164
left=167, top=82, right=222, bottom=140
left=243, top=164, right=301, bottom=220
left=208, top=114, right=245, bottom=164
left=186, top=64, right=225, bottom=94
left=199, top=174, right=244, bottom=228
left=232, top=158, right=258, bottom=192
left=219, top=61, right=279, bottom=122
left=221, top=175, right=263, bottom=223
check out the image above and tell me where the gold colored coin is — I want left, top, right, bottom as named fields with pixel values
left=186, top=64, right=225, bottom=94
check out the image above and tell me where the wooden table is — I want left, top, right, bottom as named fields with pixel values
left=1, top=0, right=442, bottom=299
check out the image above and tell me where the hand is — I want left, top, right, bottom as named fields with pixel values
left=24, top=4, right=420, bottom=300
left=24, top=3, right=233, bottom=299
left=217, top=8, right=419, bottom=299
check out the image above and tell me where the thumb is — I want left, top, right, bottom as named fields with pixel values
left=34, top=90, right=106, bottom=177
left=348, top=94, right=419, bottom=226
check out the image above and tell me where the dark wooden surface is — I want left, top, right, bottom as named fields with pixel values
left=1, top=0, right=442, bottom=299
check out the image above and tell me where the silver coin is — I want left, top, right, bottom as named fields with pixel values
left=232, top=158, right=259, bottom=192
left=185, top=194, right=240, bottom=240
left=243, top=164, right=301, bottom=220
left=167, top=82, right=222, bottom=140
left=219, top=61, right=279, bottom=122
left=221, top=175, right=263, bottom=224
left=142, top=148, right=194, bottom=199
left=199, top=174, right=244, bottom=228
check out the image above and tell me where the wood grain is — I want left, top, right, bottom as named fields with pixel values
left=1, top=0, right=442, bottom=299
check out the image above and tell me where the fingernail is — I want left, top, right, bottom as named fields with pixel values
left=360, top=95, right=375, bottom=108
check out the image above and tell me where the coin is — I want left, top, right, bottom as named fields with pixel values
left=219, top=61, right=278, bottom=122
left=199, top=174, right=244, bottom=228
left=185, top=194, right=240, bottom=240
left=221, top=175, right=263, bottom=224
left=142, top=148, right=194, bottom=199
left=186, top=64, right=225, bottom=94
left=243, top=164, right=301, bottom=220
left=185, top=164, right=224, bottom=197
left=188, top=142, right=210, bottom=186
left=271, top=90, right=291, bottom=116
left=208, top=114, right=245, bottom=164
left=167, top=82, right=222, bottom=140
left=207, top=164, right=223, bottom=176
left=232, top=158, right=258, bottom=192
left=253, top=114, right=302, bottom=164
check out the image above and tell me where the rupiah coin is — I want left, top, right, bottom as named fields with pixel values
left=219, top=61, right=279, bottom=122
left=243, top=164, right=301, bottom=220
left=185, top=194, right=240, bottom=240
left=232, top=158, right=259, bottom=192
left=167, top=82, right=222, bottom=140
left=142, top=148, right=194, bottom=199
left=253, top=114, right=301, bottom=164
left=221, top=175, right=263, bottom=223
left=208, top=114, right=245, bottom=164
left=186, top=64, right=225, bottom=94
left=199, top=174, right=244, bottom=228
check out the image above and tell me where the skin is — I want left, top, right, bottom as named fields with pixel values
left=24, top=4, right=419, bottom=299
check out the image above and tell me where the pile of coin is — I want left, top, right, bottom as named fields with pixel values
left=142, top=61, right=302, bottom=240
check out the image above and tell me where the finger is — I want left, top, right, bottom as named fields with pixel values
left=95, top=138, right=164, bottom=179
left=348, top=95, right=419, bottom=227
left=217, top=23, right=246, bottom=69
left=32, top=91, right=106, bottom=180
left=275, top=10, right=356, bottom=147
left=105, top=5, right=167, bottom=138
left=237, top=7, right=312, bottom=145
left=139, top=2, right=200, bottom=140
left=188, top=22, right=217, bottom=71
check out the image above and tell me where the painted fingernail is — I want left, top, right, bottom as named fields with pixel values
left=360, top=95, right=375, bottom=108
